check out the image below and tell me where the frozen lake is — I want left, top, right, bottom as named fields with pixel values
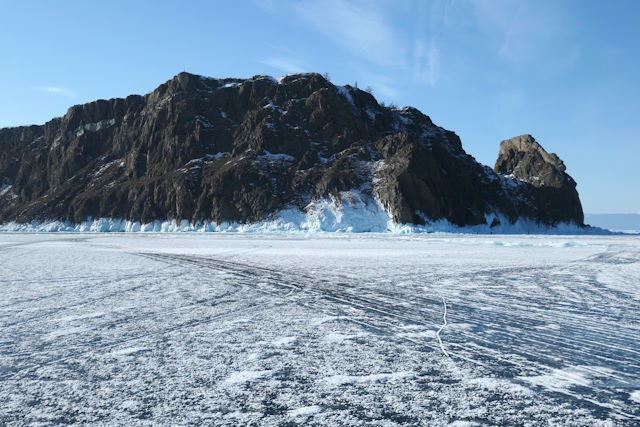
left=1, top=233, right=639, bottom=425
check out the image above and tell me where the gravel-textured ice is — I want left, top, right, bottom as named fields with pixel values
left=0, top=233, right=639, bottom=425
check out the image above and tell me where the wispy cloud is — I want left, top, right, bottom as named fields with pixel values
left=357, top=71, right=400, bottom=99
left=32, top=86, right=75, bottom=98
left=290, top=0, right=405, bottom=67
left=268, top=0, right=442, bottom=97
left=413, top=40, right=440, bottom=86
left=468, top=0, right=575, bottom=68
left=259, top=56, right=309, bottom=74
left=496, top=2, right=527, bottom=60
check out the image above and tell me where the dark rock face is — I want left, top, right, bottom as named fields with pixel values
left=495, top=134, right=584, bottom=226
left=0, top=72, right=584, bottom=228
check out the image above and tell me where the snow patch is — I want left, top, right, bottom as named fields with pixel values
left=392, top=108, right=414, bottom=131
left=324, top=332, right=366, bottom=343
left=287, top=405, right=322, bottom=418
left=110, top=347, right=149, bottom=356
left=262, top=99, right=286, bottom=114
left=311, top=316, right=339, bottom=326
left=45, top=326, right=85, bottom=339
left=258, top=150, right=295, bottom=163
left=253, top=75, right=278, bottom=85
left=336, top=85, right=356, bottom=112
left=82, top=118, right=117, bottom=133
left=223, top=370, right=272, bottom=385
left=322, top=371, right=413, bottom=386
left=195, top=115, right=213, bottom=128
left=519, top=366, right=613, bottom=393
left=273, top=336, right=297, bottom=346
left=397, top=325, right=437, bottom=339
left=89, top=160, right=123, bottom=178
left=0, top=183, right=13, bottom=197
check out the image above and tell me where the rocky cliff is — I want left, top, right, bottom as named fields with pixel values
left=494, top=134, right=583, bottom=226
left=0, top=72, right=584, bottom=230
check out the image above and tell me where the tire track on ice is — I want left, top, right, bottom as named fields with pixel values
left=183, top=252, right=640, bottom=375
left=145, top=251, right=640, bottom=383
left=0, top=271, right=182, bottom=328
left=2, top=301, right=260, bottom=381
left=0, top=261, right=250, bottom=379
left=139, top=252, right=497, bottom=369
left=143, top=252, right=633, bottom=377
left=144, top=251, right=638, bottom=420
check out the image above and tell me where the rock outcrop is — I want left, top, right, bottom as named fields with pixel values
left=0, top=72, right=585, bottom=229
left=494, top=134, right=584, bottom=226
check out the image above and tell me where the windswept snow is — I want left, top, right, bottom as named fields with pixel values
left=0, top=233, right=638, bottom=425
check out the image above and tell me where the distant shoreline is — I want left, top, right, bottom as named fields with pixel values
left=584, top=213, right=640, bottom=234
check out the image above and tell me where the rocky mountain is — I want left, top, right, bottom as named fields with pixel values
left=0, top=72, right=584, bottom=230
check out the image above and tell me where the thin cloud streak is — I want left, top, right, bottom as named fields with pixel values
left=278, top=0, right=441, bottom=90
left=413, top=40, right=440, bottom=86
left=32, top=86, right=75, bottom=98
left=259, top=56, right=309, bottom=74
left=468, top=0, right=572, bottom=68
left=290, top=0, right=405, bottom=67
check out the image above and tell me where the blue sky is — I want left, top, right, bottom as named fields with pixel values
left=1, top=0, right=638, bottom=213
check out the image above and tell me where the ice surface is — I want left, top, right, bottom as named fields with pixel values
left=0, top=233, right=639, bottom=425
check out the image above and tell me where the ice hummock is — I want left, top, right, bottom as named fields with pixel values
left=0, top=190, right=609, bottom=235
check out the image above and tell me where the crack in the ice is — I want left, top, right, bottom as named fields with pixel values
left=436, top=297, right=450, bottom=358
